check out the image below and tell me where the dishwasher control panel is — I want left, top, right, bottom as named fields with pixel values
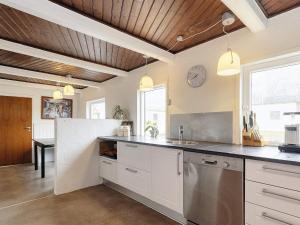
left=184, top=151, right=244, bottom=172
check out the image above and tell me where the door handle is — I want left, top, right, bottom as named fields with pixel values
left=125, top=144, right=138, bottom=148
left=125, top=168, right=138, bottom=173
left=24, top=127, right=31, bottom=131
left=262, top=188, right=300, bottom=202
left=262, top=212, right=294, bottom=225
left=177, top=151, right=181, bottom=175
left=262, top=166, right=300, bottom=175
left=102, top=161, right=112, bottom=165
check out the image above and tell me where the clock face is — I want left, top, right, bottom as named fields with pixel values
left=187, top=65, right=206, bottom=88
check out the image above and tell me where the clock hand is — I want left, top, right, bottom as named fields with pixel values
left=191, top=74, right=198, bottom=80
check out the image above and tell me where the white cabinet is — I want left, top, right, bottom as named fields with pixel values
left=102, top=142, right=184, bottom=213
left=118, top=163, right=151, bottom=197
left=99, top=141, right=184, bottom=214
left=245, top=159, right=300, bottom=224
left=99, top=157, right=118, bottom=183
left=151, top=147, right=183, bottom=213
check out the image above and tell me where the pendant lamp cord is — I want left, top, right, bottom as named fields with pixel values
left=223, top=25, right=234, bottom=64
left=145, top=56, right=149, bottom=75
left=167, top=19, right=222, bottom=52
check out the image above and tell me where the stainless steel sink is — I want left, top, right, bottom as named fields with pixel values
left=166, top=140, right=198, bottom=145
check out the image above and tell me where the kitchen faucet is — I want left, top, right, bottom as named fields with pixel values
left=179, top=125, right=184, bottom=141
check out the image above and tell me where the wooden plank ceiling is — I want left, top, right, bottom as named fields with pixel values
left=257, top=0, right=300, bottom=17
left=0, top=4, right=147, bottom=71
left=0, top=50, right=114, bottom=82
left=0, top=73, right=86, bottom=89
left=51, top=0, right=244, bottom=53
left=0, top=1, right=299, bottom=87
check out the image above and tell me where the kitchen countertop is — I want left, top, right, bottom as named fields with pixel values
left=98, top=136, right=300, bottom=166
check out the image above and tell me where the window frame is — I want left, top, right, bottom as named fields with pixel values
left=137, top=85, right=167, bottom=136
left=242, top=53, right=300, bottom=145
left=86, top=98, right=106, bottom=119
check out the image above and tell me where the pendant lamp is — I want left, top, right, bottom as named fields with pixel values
left=64, top=75, right=75, bottom=96
left=53, top=83, right=63, bottom=100
left=139, top=55, right=154, bottom=91
left=217, top=12, right=241, bottom=76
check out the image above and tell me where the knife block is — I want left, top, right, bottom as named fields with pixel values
left=242, top=130, right=265, bottom=147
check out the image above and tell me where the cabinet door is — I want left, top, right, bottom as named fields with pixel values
left=118, top=163, right=151, bottom=198
left=99, top=157, right=118, bottom=183
left=245, top=202, right=300, bottom=225
left=246, top=159, right=300, bottom=192
left=118, top=142, right=151, bottom=171
left=151, top=147, right=183, bottom=214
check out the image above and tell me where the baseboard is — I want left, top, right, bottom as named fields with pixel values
left=104, top=181, right=187, bottom=225
left=54, top=178, right=103, bottom=195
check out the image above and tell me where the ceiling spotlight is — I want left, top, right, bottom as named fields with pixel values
left=176, top=35, right=184, bottom=42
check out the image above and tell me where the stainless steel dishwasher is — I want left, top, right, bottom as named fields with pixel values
left=183, top=151, right=244, bottom=225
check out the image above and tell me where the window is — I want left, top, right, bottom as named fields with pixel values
left=243, top=57, right=300, bottom=145
left=87, top=98, right=106, bottom=119
left=138, top=86, right=166, bottom=136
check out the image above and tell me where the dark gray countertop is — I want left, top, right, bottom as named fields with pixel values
left=98, top=136, right=300, bottom=166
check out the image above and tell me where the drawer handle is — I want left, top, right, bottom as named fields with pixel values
left=262, top=212, right=294, bottom=225
left=102, top=161, right=112, bottom=165
left=126, top=168, right=138, bottom=173
left=125, top=144, right=138, bottom=148
left=203, top=160, right=218, bottom=165
left=262, top=166, right=300, bottom=176
left=262, top=188, right=300, bottom=202
left=177, top=152, right=181, bottom=175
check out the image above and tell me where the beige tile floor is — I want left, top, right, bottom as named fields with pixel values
left=0, top=162, right=54, bottom=209
left=0, top=164, right=179, bottom=225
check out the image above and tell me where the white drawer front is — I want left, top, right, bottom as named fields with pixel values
left=118, top=163, right=151, bottom=198
left=246, top=202, right=300, bottom=225
left=246, top=180, right=300, bottom=217
left=118, top=142, right=151, bottom=171
left=246, top=159, right=300, bottom=191
left=99, top=157, right=118, bottom=183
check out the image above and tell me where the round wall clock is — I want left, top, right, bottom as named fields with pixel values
left=186, top=65, right=206, bottom=88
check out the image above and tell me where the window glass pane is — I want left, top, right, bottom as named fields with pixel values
left=251, top=63, right=300, bottom=145
left=90, top=100, right=105, bottom=119
left=143, top=87, right=166, bottom=136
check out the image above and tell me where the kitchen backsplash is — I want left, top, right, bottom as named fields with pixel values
left=170, top=111, right=233, bottom=143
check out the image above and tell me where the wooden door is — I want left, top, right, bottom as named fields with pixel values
left=0, top=96, right=32, bottom=166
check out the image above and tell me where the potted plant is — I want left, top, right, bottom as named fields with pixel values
left=145, top=121, right=159, bottom=138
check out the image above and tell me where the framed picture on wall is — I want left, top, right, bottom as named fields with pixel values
left=41, top=96, right=73, bottom=119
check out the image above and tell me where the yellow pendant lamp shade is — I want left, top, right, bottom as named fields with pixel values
left=139, top=55, right=154, bottom=91
left=217, top=48, right=240, bottom=76
left=64, top=84, right=75, bottom=96
left=53, top=89, right=63, bottom=100
left=139, top=75, right=154, bottom=91
left=64, top=74, right=75, bottom=96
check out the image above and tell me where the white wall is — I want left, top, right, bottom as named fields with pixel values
left=0, top=81, right=80, bottom=161
left=54, top=118, right=121, bottom=195
left=79, top=8, right=300, bottom=143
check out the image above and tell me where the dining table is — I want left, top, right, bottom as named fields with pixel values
left=32, top=138, right=55, bottom=178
